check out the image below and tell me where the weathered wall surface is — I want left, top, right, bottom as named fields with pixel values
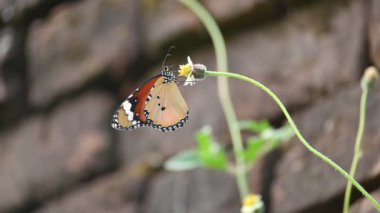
left=0, top=0, right=379, bottom=212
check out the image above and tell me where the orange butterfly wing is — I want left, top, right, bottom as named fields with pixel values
left=112, top=72, right=189, bottom=132
left=111, top=75, right=161, bottom=130
left=144, top=78, right=189, bottom=132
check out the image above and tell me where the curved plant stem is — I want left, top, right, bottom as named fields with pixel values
left=343, top=84, right=369, bottom=213
left=179, top=0, right=249, bottom=199
left=205, top=70, right=380, bottom=211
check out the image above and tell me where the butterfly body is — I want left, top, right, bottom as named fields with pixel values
left=112, top=67, right=189, bottom=132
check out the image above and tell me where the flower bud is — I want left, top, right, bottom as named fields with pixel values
left=193, top=63, right=207, bottom=81
left=361, top=66, right=379, bottom=90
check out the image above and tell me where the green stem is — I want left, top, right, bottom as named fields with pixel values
left=343, top=86, right=369, bottom=213
left=179, top=0, right=249, bottom=199
left=205, top=70, right=380, bottom=211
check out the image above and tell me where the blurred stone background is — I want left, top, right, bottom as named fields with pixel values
left=0, top=0, right=379, bottom=212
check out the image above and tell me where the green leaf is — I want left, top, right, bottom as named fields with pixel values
left=243, top=124, right=295, bottom=164
left=239, top=120, right=271, bottom=133
left=195, top=126, right=213, bottom=154
left=243, top=137, right=266, bottom=161
left=200, top=149, right=228, bottom=170
left=195, top=126, right=228, bottom=170
left=274, top=125, right=294, bottom=142
left=243, top=137, right=265, bottom=161
left=164, top=150, right=202, bottom=171
left=262, top=125, right=294, bottom=148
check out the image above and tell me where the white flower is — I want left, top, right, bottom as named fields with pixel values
left=178, top=56, right=206, bottom=86
left=178, top=56, right=195, bottom=86
left=184, top=74, right=196, bottom=86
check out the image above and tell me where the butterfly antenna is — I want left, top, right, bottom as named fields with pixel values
left=162, top=46, right=176, bottom=69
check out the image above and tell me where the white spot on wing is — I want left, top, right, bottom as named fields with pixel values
left=122, top=101, right=134, bottom=121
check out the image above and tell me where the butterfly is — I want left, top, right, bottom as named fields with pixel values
left=111, top=66, right=189, bottom=132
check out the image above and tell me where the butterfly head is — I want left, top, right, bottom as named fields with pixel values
left=162, top=66, right=176, bottom=83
